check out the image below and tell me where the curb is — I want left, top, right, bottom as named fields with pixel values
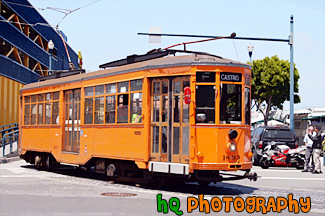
left=0, top=156, right=21, bottom=164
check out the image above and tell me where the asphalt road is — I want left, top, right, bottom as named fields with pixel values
left=0, top=159, right=324, bottom=216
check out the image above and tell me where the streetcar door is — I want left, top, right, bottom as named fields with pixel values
left=63, top=89, right=81, bottom=154
left=150, top=77, right=190, bottom=163
left=171, top=77, right=190, bottom=163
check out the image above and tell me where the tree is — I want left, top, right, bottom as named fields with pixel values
left=250, top=55, right=300, bottom=126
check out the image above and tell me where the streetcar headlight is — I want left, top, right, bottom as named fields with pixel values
left=229, top=143, right=237, bottom=152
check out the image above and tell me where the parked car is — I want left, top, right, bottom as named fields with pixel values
left=251, top=126, right=298, bottom=166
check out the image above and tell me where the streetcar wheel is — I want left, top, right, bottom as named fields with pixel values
left=150, top=177, right=165, bottom=189
left=106, top=163, right=117, bottom=178
left=44, top=155, right=51, bottom=170
left=34, top=155, right=41, bottom=170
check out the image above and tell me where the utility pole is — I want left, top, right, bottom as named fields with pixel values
left=289, top=15, right=294, bottom=131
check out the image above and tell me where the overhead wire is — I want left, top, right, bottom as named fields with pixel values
left=55, top=0, right=101, bottom=27
left=2, top=0, right=100, bottom=27
left=232, top=39, right=240, bottom=62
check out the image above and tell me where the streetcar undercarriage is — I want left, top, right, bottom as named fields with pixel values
left=21, top=151, right=258, bottom=186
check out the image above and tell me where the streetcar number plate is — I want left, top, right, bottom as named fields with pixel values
left=223, top=155, right=240, bottom=161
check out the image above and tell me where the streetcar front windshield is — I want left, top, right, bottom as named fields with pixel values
left=220, top=84, right=242, bottom=124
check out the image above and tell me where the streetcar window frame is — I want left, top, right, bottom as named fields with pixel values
left=23, top=92, right=60, bottom=126
left=195, top=85, right=216, bottom=124
left=219, top=83, right=242, bottom=124
left=83, top=79, right=143, bottom=125
left=195, top=71, right=246, bottom=125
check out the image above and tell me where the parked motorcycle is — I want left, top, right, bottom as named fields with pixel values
left=259, top=141, right=305, bottom=169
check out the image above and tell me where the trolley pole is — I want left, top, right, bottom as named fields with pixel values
left=289, top=15, right=294, bottom=132
left=139, top=16, right=296, bottom=130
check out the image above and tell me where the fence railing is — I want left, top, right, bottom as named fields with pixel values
left=0, top=123, right=19, bottom=157
left=1, top=123, right=18, bottom=139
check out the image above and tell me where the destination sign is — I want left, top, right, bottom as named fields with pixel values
left=220, top=72, right=242, bottom=82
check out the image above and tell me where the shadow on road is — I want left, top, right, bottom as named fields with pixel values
left=157, top=182, right=258, bottom=196
left=21, top=164, right=259, bottom=196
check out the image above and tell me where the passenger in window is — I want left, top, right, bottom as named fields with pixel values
left=131, top=108, right=142, bottom=123
left=117, top=94, right=128, bottom=123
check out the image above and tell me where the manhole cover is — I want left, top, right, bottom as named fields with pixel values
left=100, top=192, right=137, bottom=197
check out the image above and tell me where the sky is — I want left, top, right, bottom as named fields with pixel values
left=27, top=0, right=325, bottom=110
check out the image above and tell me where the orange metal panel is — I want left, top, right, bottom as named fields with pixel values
left=0, top=75, right=24, bottom=126
left=91, top=126, right=146, bottom=160
left=20, top=128, right=52, bottom=152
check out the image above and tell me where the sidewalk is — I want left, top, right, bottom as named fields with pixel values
left=0, top=151, right=21, bottom=164
left=0, top=141, right=18, bottom=157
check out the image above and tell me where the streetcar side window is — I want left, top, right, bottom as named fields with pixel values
left=130, top=79, right=143, bottom=123
left=220, top=84, right=242, bottom=124
left=130, top=93, right=142, bottom=123
left=245, top=87, right=250, bottom=125
left=37, top=94, right=44, bottom=125
left=24, top=96, right=30, bottom=125
left=117, top=94, right=128, bottom=123
left=131, top=79, right=142, bottom=91
left=45, top=103, right=51, bottom=124
left=83, top=79, right=143, bottom=124
left=106, top=95, right=116, bottom=123
left=94, top=96, right=104, bottom=124
left=23, top=92, right=60, bottom=126
left=196, top=85, right=215, bottom=123
left=24, top=104, right=30, bottom=125
left=85, top=87, right=94, bottom=97
left=84, top=98, right=93, bottom=124
left=30, top=95, right=38, bottom=125
left=52, top=101, right=59, bottom=124
left=30, top=104, right=37, bottom=125
left=118, top=81, right=129, bottom=93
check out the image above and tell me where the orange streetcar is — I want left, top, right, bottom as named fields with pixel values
left=19, top=49, right=257, bottom=185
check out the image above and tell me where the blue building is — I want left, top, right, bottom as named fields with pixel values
left=0, top=0, right=79, bottom=126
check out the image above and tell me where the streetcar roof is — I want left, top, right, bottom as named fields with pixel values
left=21, top=53, right=250, bottom=91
